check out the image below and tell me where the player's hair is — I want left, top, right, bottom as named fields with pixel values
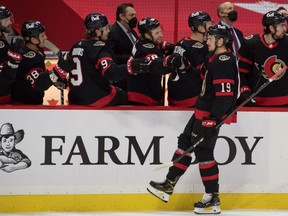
left=116, top=3, right=134, bottom=21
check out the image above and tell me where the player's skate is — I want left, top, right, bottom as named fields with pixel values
left=147, top=179, right=176, bottom=203
left=194, top=193, right=221, bottom=214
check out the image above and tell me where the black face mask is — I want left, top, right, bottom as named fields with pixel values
left=227, top=10, right=238, bottom=22
left=128, top=17, right=138, bottom=29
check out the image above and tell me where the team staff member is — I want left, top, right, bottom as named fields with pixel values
left=12, top=20, right=67, bottom=104
left=106, top=3, right=139, bottom=91
left=67, top=13, right=148, bottom=107
left=148, top=24, right=239, bottom=215
left=0, top=5, right=24, bottom=104
left=127, top=17, right=180, bottom=106
left=238, top=11, right=288, bottom=106
left=168, top=11, right=213, bottom=107
left=217, top=1, right=244, bottom=55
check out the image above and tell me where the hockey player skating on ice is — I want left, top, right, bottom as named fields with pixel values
left=147, top=24, right=239, bottom=214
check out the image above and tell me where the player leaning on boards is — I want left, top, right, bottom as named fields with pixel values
left=0, top=5, right=25, bottom=104
left=238, top=11, right=288, bottom=106
left=62, top=13, right=149, bottom=107
left=168, top=11, right=213, bottom=107
left=147, top=24, right=239, bottom=215
left=11, top=20, right=68, bottom=104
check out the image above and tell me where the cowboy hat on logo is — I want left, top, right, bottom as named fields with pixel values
left=0, top=123, right=24, bottom=144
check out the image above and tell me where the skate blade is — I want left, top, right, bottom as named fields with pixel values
left=194, top=206, right=221, bottom=214
left=147, top=186, right=170, bottom=203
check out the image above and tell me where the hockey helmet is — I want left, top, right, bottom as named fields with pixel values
left=137, top=17, right=160, bottom=35
left=188, top=11, right=212, bottom=30
left=207, top=24, right=230, bottom=45
left=21, top=20, right=45, bottom=41
left=0, top=5, right=12, bottom=20
left=262, top=11, right=286, bottom=32
left=84, top=13, right=109, bottom=33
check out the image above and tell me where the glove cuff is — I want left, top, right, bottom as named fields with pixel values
left=8, top=50, right=22, bottom=63
left=53, top=64, right=68, bottom=79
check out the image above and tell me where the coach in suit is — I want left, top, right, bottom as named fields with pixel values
left=217, top=1, right=244, bottom=55
left=106, top=3, right=138, bottom=91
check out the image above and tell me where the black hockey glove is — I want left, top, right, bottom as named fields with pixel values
left=161, top=41, right=175, bottom=55
left=190, top=117, right=218, bottom=144
left=165, top=53, right=182, bottom=71
left=7, top=36, right=25, bottom=67
left=49, top=59, right=71, bottom=90
left=127, top=57, right=150, bottom=75
left=237, top=91, right=256, bottom=107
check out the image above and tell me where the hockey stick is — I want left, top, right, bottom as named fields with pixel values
left=45, top=40, right=65, bottom=105
left=155, top=65, right=287, bottom=171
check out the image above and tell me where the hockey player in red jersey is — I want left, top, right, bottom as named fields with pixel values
left=148, top=24, right=239, bottom=215
left=168, top=11, right=213, bottom=107
left=238, top=11, right=288, bottom=106
left=0, top=5, right=25, bottom=104
left=11, top=20, right=67, bottom=104
left=127, top=17, right=181, bottom=105
left=67, top=13, right=149, bottom=107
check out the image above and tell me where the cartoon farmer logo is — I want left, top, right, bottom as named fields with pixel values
left=0, top=123, right=31, bottom=173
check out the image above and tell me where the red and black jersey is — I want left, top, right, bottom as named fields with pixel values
left=194, top=50, right=239, bottom=123
left=168, top=37, right=209, bottom=107
left=127, top=39, right=170, bottom=105
left=12, top=46, right=52, bottom=104
left=0, top=36, right=20, bottom=104
left=68, top=39, right=128, bottom=107
left=239, top=34, right=288, bottom=106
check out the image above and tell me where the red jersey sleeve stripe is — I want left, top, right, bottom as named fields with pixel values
left=95, top=57, right=113, bottom=69
left=239, top=68, right=250, bottom=73
left=239, top=55, right=252, bottom=65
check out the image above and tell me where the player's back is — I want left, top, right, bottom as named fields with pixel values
left=68, top=40, right=112, bottom=105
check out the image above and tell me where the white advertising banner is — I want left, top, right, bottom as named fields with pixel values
left=0, top=109, right=287, bottom=195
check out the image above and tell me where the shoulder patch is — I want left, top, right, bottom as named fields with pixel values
left=23, top=51, right=36, bottom=58
left=143, top=43, right=155, bottom=49
left=0, top=41, right=5, bottom=48
left=245, top=35, right=253, bottom=40
left=93, top=41, right=105, bottom=46
left=192, top=42, right=204, bottom=49
left=219, top=55, right=230, bottom=61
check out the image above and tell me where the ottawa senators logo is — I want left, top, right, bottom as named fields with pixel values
left=262, top=56, right=286, bottom=80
